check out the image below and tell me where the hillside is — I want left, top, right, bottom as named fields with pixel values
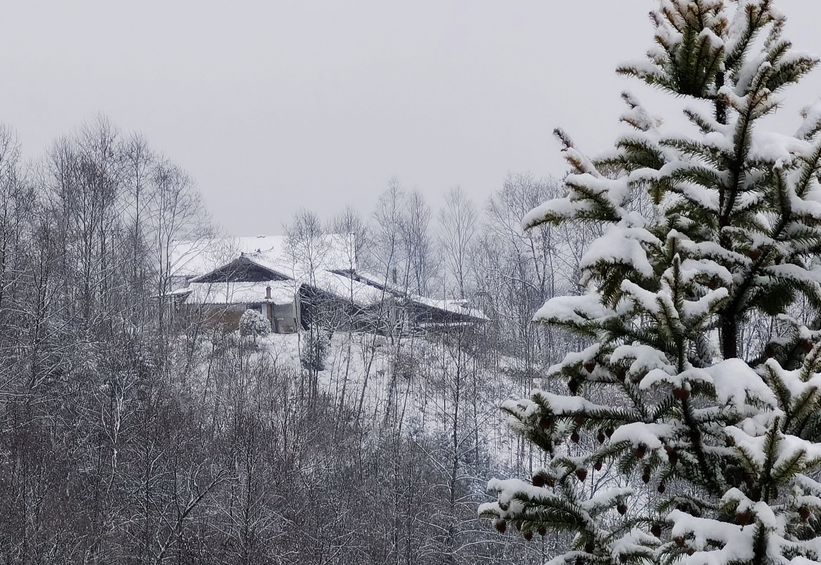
left=159, top=324, right=558, bottom=564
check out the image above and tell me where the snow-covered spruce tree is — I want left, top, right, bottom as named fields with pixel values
left=480, top=1, right=821, bottom=564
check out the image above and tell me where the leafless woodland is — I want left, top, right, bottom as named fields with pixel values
left=0, top=119, right=595, bottom=564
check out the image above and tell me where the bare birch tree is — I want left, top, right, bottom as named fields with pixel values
left=439, top=186, right=477, bottom=300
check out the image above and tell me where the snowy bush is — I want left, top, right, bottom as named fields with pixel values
left=480, top=2, right=821, bottom=564
left=239, top=308, right=270, bottom=339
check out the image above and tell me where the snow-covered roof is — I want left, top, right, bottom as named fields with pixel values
left=172, top=280, right=296, bottom=305
left=342, top=271, right=488, bottom=322
left=189, top=254, right=290, bottom=284
left=175, top=271, right=385, bottom=309
left=171, top=234, right=356, bottom=279
left=409, top=295, right=489, bottom=322
left=170, top=238, right=237, bottom=279
left=171, top=235, right=487, bottom=322
left=347, top=270, right=409, bottom=296
left=309, top=270, right=386, bottom=308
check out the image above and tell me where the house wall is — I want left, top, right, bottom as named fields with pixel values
left=173, top=299, right=303, bottom=334
left=173, top=303, right=247, bottom=332
left=271, top=301, right=299, bottom=334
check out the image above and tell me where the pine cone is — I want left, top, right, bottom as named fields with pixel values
left=736, top=510, right=751, bottom=526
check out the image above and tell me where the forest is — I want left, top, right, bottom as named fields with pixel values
left=0, top=116, right=581, bottom=564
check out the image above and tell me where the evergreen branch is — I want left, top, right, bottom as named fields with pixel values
left=764, top=42, right=819, bottom=94
left=684, top=106, right=721, bottom=135
left=725, top=5, right=758, bottom=75
left=651, top=395, right=678, bottom=421
left=612, top=137, right=665, bottom=171
left=794, top=138, right=821, bottom=198
left=761, top=360, right=794, bottom=418
left=667, top=164, right=727, bottom=193
left=656, top=491, right=716, bottom=517
left=681, top=395, right=722, bottom=496
left=770, top=448, right=807, bottom=485
left=788, top=386, right=821, bottom=440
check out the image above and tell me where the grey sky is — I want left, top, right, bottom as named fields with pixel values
left=2, top=1, right=820, bottom=235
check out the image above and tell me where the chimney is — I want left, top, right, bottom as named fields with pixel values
left=266, top=286, right=272, bottom=299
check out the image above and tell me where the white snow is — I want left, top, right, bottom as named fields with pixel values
left=580, top=224, right=658, bottom=279
left=533, top=293, right=614, bottom=326
left=609, top=422, right=672, bottom=451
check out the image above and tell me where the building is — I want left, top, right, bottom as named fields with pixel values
left=168, top=234, right=486, bottom=334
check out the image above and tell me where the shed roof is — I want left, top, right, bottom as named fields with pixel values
left=340, top=271, right=488, bottom=322
left=308, top=270, right=386, bottom=308
left=408, top=295, right=489, bottom=323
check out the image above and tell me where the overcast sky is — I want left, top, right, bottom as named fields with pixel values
left=2, top=1, right=820, bottom=236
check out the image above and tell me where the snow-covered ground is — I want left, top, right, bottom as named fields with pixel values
left=224, top=328, right=537, bottom=473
